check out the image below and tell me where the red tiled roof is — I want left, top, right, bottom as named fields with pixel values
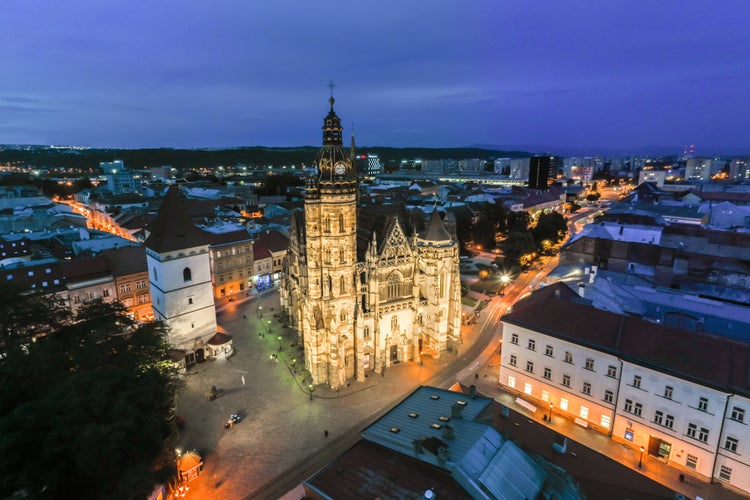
left=503, top=283, right=750, bottom=394
left=255, top=229, right=289, bottom=253
left=252, top=241, right=271, bottom=259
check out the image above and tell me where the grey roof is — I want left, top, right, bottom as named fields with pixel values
left=421, top=208, right=452, bottom=243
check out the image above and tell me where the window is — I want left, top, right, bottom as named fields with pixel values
left=564, top=351, right=573, bottom=364
left=138, top=294, right=149, bottom=304
left=654, top=410, right=664, bottom=426
left=686, top=454, right=698, bottom=470
left=524, top=383, right=532, bottom=395
left=633, top=375, right=641, bottom=388
left=698, top=427, right=709, bottom=443
left=582, top=382, right=591, bottom=395
left=604, top=390, right=614, bottom=404
left=545, top=345, right=554, bottom=357
left=136, top=280, right=147, bottom=289
left=340, top=275, right=346, bottom=294
left=687, top=423, right=697, bottom=439
left=580, top=406, right=589, bottom=419
left=607, top=365, right=617, bottom=378
left=507, top=375, right=516, bottom=388
left=634, top=403, right=643, bottom=417
left=153, top=268, right=158, bottom=281
left=698, top=397, right=708, bottom=412
left=719, top=465, right=732, bottom=482
left=600, top=415, right=611, bottom=429
left=509, top=355, right=517, bottom=367
left=584, top=358, right=594, bottom=371
left=525, top=361, right=534, bottom=373
left=339, top=214, right=345, bottom=233
left=527, top=339, right=536, bottom=351
left=120, top=284, right=132, bottom=293
left=664, top=386, right=673, bottom=399
left=188, top=298, right=193, bottom=305
left=541, top=390, right=549, bottom=402
left=510, top=333, right=519, bottom=345
left=724, top=436, right=738, bottom=453
left=560, top=398, right=569, bottom=411
left=624, top=399, right=633, bottom=413
left=183, top=267, right=192, bottom=282
left=543, top=367, right=551, bottom=379
left=364, top=326, right=370, bottom=339
left=562, top=374, right=571, bottom=387
left=730, top=406, right=745, bottom=423
left=102, top=289, right=110, bottom=297
left=123, top=298, right=134, bottom=307
left=387, top=273, right=402, bottom=300
left=664, top=414, right=674, bottom=429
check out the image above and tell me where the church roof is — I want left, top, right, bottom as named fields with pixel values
left=144, top=186, right=209, bottom=253
left=421, top=208, right=452, bottom=243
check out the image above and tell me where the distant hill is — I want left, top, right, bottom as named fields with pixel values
left=0, top=145, right=531, bottom=171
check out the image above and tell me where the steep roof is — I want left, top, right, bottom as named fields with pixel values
left=255, top=229, right=289, bottom=253
left=101, top=246, right=148, bottom=276
left=503, top=283, right=750, bottom=394
left=144, top=186, right=209, bottom=253
left=421, top=208, right=452, bottom=243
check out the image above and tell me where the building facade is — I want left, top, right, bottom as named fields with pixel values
left=280, top=96, right=462, bottom=389
left=499, top=283, right=750, bottom=493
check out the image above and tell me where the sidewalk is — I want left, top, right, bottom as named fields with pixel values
left=460, top=350, right=748, bottom=500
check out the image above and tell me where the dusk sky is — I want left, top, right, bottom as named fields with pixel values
left=2, top=1, right=748, bottom=154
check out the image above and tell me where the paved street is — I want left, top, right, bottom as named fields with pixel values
left=173, top=265, right=748, bottom=500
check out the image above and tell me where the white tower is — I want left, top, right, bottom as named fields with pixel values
left=145, top=186, right=229, bottom=366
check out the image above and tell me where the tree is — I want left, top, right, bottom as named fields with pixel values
left=0, top=293, right=178, bottom=499
left=532, top=211, right=568, bottom=249
left=506, top=210, right=531, bottom=233
left=501, top=231, right=537, bottom=268
left=586, top=192, right=601, bottom=203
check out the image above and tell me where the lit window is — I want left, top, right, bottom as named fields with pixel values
left=580, top=406, right=589, bottom=419
left=541, top=390, right=549, bottom=402
left=507, top=376, right=516, bottom=388
left=560, top=398, right=568, bottom=411
left=600, top=415, right=611, bottom=429
left=524, top=383, right=532, bottom=395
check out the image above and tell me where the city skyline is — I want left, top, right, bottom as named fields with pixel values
left=2, top=1, right=749, bottom=154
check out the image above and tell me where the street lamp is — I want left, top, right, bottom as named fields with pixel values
left=639, top=446, right=645, bottom=468
left=308, top=384, right=314, bottom=400
left=278, top=335, right=282, bottom=351
left=548, top=402, right=554, bottom=423
left=258, top=306, right=263, bottom=317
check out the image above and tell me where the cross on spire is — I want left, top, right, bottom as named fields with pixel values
left=327, top=80, right=336, bottom=109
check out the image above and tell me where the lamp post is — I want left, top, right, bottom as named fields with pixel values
left=308, top=384, right=314, bottom=401
left=258, top=305, right=263, bottom=318
left=278, top=335, right=282, bottom=351
left=639, top=446, right=645, bottom=468
left=548, top=402, right=554, bottom=423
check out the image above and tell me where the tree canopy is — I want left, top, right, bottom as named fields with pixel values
left=0, top=291, right=178, bottom=500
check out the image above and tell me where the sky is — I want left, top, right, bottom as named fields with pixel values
left=1, top=1, right=749, bottom=154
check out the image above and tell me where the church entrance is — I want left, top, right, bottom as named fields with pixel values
left=195, top=349, right=205, bottom=363
left=390, top=345, right=398, bottom=362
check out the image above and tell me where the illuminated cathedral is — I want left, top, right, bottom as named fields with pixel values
left=280, top=94, right=462, bottom=389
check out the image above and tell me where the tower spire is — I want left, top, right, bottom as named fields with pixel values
left=327, top=80, right=336, bottom=109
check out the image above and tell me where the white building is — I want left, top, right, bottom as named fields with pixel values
left=145, top=186, right=232, bottom=366
left=499, top=283, right=750, bottom=494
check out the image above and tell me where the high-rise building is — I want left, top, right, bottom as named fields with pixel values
left=281, top=95, right=462, bottom=389
left=528, top=156, right=554, bottom=190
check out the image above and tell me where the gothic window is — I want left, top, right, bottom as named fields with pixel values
left=339, top=247, right=345, bottom=263
left=324, top=248, right=331, bottom=264
left=327, top=275, right=333, bottom=295
left=339, top=214, right=345, bottom=233
left=340, top=275, right=346, bottom=294
left=183, top=267, right=192, bottom=282
left=325, top=216, right=331, bottom=233
left=340, top=309, right=346, bottom=322
left=391, top=315, right=398, bottom=333
left=387, top=272, right=402, bottom=300
left=363, top=326, right=370, bottom=339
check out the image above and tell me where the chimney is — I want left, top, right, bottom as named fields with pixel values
left=578, top=282, right=585, bottom=298
left=437, top=446, right=450, bottom=466
left=451, top=402, right=464, bottom=419
left=442, top=424, right=454, bottom=440
left=413, top=436, right=425, bottom=455
left=469, top=384, right=477, bottom=399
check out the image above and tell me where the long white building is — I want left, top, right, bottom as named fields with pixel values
left=499, top=283, right=750, bottom=494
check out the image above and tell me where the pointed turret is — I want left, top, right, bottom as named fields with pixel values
left=145, top=186, right=208, bottom=253
left=422, top=207, right=452, bottom=243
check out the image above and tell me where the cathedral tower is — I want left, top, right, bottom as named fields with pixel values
left=301, top=93, right=358, bottom=388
